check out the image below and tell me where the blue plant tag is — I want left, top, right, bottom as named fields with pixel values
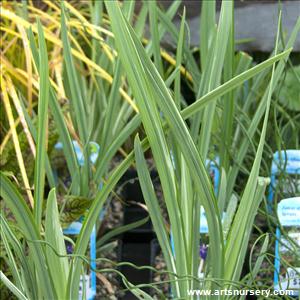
left=72, top=141, right=100, bottom=166
left=277, top=197, right=300, bottom=226
left=199, top=207, right=226, bottom=233
left=56, top=140, right=99, bottom=300
left=63, top=223, right=97, bottom=300
left=55, top=141, right=100, bottom=166
left=200, top=207, right=209, bottom=233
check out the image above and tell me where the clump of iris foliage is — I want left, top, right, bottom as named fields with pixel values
left=0, top=0, right=299, bottom=299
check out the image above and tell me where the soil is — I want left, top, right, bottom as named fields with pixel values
left=151, top=246, right=170, bottom=299
left=246, top=233, right=275, bottom=289
left=96, top=196, right=125, bottom=299
left=96, top=239, right=124, bottom=300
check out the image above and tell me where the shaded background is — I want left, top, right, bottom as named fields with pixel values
left=144, top=0, right=300, bottom=53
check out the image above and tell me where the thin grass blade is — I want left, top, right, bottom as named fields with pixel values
left=33, top=19, right=50, bottom=227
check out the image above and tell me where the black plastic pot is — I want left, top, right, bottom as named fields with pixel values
left=120, top=169, right=158, bottom=203
left=118, top=240, right=152, bottom=299
left=123, top=206, right=154, bottom=242
left=121, top=168, right=158, bottom=242
left=118, top=169, right=159, bottom=299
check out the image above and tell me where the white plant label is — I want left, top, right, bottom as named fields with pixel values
left=286, top=268, right=300, bottom=290
left=79, top=275, right=91, bottom=299
left=276, top=197, right=300, bottom=296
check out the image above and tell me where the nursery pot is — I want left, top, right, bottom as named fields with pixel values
left=121, top=168, right=157, bottom=242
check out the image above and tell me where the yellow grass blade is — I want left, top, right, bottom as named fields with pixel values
left=0, top=118, right=21, bottom=153
left=17, top=24, right=33, bottom=115
left=1, top=7, right=138, bottom=112
left=6, top=75, right=36, bottom=157
left=63, top=1, right=114, bottom=61
left=1, top=76, right=34, bottom=207
left=0, top=54, right=38, bottom=95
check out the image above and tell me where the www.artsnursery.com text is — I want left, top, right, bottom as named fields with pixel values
left=187, top=289, right=296, bottom=297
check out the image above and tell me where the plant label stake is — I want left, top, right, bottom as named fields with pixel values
left=268, top=150, right=300, bottom=297
left=64, top=222, right=97, bottom=300
left=199, top=158, right=220, bottom=232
